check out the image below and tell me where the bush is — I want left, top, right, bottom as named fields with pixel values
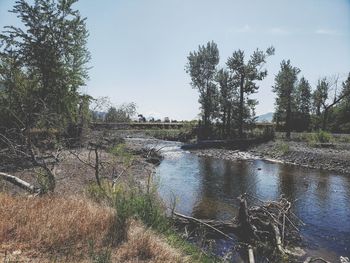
left=275, top=141, right=290, bottom=154
left=307, top=131, right=333, bottom=146
left=85, top=176, right=169, bottom=242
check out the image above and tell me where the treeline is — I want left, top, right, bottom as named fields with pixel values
left=273, top=61, right=350, bottom=137
left=90, top=97, right=137, bottom=123
left=186, top=41, right=275, bottom=139
left=186, top=41, right=350, bottom=139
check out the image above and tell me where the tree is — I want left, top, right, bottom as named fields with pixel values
left=294, top=77, right=311, bottom=131
left=330, top=73, right=350, bottom=132
left=273, top=60, right=300, bottom=139
left=310, top=75, right=350, bottom=131
left=216, top=68, right=236, bottom=137
left=0, top=0, right=90, bottom=131
left=105, top=107, right=118, bottom=122
left=226, top=47, right=274, bottom=137
left=0, top=0, right=90, bottom=193
left=105, top=103, right=137, bottom=123
left=186, top=41, right=219, bottom=137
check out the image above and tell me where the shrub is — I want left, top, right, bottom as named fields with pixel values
left=275, top=141, right=290, bottom=154
left=85, top=176, right=169, bottom=241
left=307, top=131, right=333, bottom=146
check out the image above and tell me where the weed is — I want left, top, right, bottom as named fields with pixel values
left=275, top=141, right=290, bottom=154
left=109, top=143, right=133, bottom=166
left=88, top=240, right=112, bottom=263
left=307, top=130, right=333, bottom=146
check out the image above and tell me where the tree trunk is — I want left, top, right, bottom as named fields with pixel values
left=227, top=104, right=232, bottom=138
left=239, top=77, right=244, bottom=138
left=222, top=108, right=226, bottom=138
left=0, top=172, right=39, bottom=193
left=286, top=99, right=291, bottom=139
left=322, top=108, right=329, bottom=131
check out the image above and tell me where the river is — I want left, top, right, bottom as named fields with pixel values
left=153, top=140, right=350, bottom=262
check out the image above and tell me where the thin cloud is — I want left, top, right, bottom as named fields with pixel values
left=268, top=27, right=291, bottom=35
left=315, top=28, right=339, bottom=36
left=235, top=24, right=252, bottom=33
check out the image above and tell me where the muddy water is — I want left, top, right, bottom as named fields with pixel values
left=154, top=141, right=350, bottom=261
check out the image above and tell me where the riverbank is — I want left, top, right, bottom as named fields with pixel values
left=190, top=139, right=350, bottom=174
left=0, top=132, right=215, bottom=263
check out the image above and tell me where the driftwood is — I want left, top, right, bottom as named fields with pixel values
left=173, top=194, right=304, bottom=260
left=303, top=257, right=331, bottom=263
left=173, top=211, right=238, bottom=240
left=0, top=172, right=40, bottom=194
left=248, top=245, right=255, bottom=263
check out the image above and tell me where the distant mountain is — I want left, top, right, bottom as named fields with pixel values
left=256, top=112, right=273, bottom=123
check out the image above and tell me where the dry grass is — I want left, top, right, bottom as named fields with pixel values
left=0, top=193, right=187, bottom=262
left=0, top=193, right=116, bottom=253
left=114, top=221, right=187, bottom=263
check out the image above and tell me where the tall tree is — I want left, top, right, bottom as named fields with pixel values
left=226, top=47, right=274, bottom=137
left=311, top=75, right=350, bottom=131
left=216, top=68, right=236, bottom=138
left=273, top=60, right=300, bottom=139
left=186, top=41, right=219, bottom=137
left=295, top=77, right=311, bottom=131
left=0, top=0, right=90, bottom=130
left=332, top=73, right=350, bottom=132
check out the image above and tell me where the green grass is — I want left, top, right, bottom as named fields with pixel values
left=307, top=130, right=333, bottom=146
left=275, top=141, right=290, bottom=154
left=165, top=231, right=221, bottom=263
left=85, top=177, right=221, bottom=262
left=85, top=139, right=221, bottom=262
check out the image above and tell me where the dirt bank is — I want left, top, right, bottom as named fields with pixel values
left=0, top=132, right=193, bottom=263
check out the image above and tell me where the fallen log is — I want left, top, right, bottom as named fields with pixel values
left=248, top=245, right=255, bottom=263
left=173, top=211, right=238, bottom=240
left=0, top=172, right=40, bottom=194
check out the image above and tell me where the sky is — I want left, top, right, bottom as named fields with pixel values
left=0, top=0, right=350, bottom=120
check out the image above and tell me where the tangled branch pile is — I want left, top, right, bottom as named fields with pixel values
left=173, top=194, right=304, bottom=261
left=237, top=194, right=303, bottom=256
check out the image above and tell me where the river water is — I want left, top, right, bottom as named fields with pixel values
left=153, top=140, right=350, bottom=261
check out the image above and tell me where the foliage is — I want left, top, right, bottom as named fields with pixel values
left=109, top=143, right=134, bottom=166
left=0, top=0, right=90, bottom=131
left=227, top=46, right=274, bottom=137
left=294, top=77, right=312, bottom=131
left=323, top=73, right=350, bottom=133
left=186, top=42, right=274, bottom=139
left=104, top=102, right=137, bottom=123
left=272, top=60, right=300, bottom=139
left=216, top=68, right=237, bottom=138
left=307, top=130, right=333, bottom=146
left=186, top=41, right=219, bottom=134
left=35, top=167, right=56, bottom=193
left=275, top=141, right=290, bottom=154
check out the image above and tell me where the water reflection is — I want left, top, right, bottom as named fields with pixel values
left=156, top=144, right=350, bottom=259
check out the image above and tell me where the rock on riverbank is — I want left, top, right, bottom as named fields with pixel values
left=191, top=140, right=350, bottom=174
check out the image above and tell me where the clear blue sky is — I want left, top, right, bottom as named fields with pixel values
left=1, top=0, right=349, bottom=120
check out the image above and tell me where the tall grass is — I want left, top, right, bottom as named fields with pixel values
left=85, top=177, right=217, bottom=262
left=275, top=141, right=290, bottom=154
left=307, top=130, right=333, bottom=146
left=0, top=192, right=187, bottom=262
left=0, top=193, right=116, bottom=253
